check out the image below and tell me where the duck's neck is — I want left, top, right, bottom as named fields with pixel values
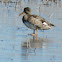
left=26, top=12, right=31, bottom=15
left=24, top=13, right=31, bottom=21
left=27, top=14, right=31, bottom=16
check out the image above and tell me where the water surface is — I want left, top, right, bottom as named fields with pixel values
left=0, top=0, right=62, bottom=62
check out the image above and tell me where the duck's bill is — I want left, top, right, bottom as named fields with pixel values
left=19, top=12, right=24, bottom=16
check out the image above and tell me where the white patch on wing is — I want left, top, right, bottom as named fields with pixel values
left=43, top=22, right=48, bottom=26
left=42, top=22, right=51, bottom=29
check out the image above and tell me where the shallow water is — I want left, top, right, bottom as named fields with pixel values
left=0, top=0, right=62, bottom=62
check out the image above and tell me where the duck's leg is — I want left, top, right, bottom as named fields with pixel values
left=31, top=29, right=38, bottom=36
left=33, top=30, right=35, bottom=34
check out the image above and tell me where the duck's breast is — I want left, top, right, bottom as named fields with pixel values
left=23, top=20, right=37, bottom=30
left=22, top=15, right=37, bottom=30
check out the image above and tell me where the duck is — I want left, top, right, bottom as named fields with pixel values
left=19, top=7, right=55, bottom=36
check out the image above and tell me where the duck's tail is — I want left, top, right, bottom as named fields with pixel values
left=50, top=23, right=55, bottom=27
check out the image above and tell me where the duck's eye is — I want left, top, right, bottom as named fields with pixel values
left=24, top=7, right=31, bottom=12
left=25, top=9, right=29, bottom=12
left=27, top=8, right=30, bottom=11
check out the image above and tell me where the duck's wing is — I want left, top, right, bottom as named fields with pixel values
left=28, top=15, right=55, bottom=28
left=41, top=18, right=55, bottom=26
left=32, top=15, right=55, bottom=26
left=28, top=15, right=43, bottom=28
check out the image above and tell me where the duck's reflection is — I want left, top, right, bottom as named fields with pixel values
left=21, top=36, right=49, bottom=49
left=21, top=36, right=50, bottom=61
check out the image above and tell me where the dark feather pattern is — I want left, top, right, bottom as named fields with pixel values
left=21, top=7, right=55, bottom=30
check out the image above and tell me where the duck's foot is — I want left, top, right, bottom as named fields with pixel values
left=29, top=33, right=38, bottom=36
left=28, top=29, right=38, bottom=36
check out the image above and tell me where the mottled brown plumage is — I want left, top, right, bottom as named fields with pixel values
left=19, top=7, right=55, bottom=36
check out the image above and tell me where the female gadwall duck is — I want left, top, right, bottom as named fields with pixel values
left=19, top=7, right=55, bottom=36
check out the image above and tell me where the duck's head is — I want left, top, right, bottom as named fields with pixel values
left=19, top=7, right=31, bottom=16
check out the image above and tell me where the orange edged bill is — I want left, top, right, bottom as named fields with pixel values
left=19, top=12, right=24, bottom=16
